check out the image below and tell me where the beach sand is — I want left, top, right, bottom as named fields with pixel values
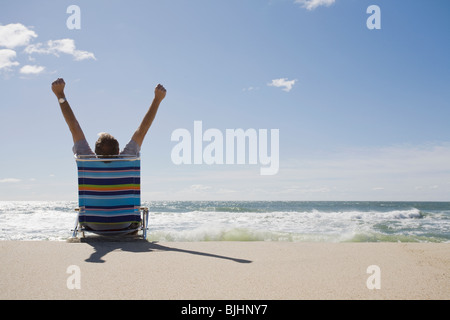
left=1, top=240, right=449, bottom=300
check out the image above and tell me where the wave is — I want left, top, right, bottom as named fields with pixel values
left=347, top=232, right=445, bottom=243
left=147, top=227, right=448, bottom=243
left=147, top=228, right=343, bottom=242
left=147, top=207, right=449, bottom=243
left=1, top=201, right=449, bottom=242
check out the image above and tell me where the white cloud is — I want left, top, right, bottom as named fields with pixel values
left=295, top=0, right=336, bottom=10
left=189, top=184, right=212, bottom=192
left=280, top=143, right=450, bottom=200
left=0, top=178, right=21, bottom=183
left=25, top=38, right=96, bottom=61
left=268, top=78, right=297, bottom=92
left=242, top=86, right=259, bottom=92
left=130, top=143, right=450, bottom=201
left=0, top=23, right=95, bottom=76
left=19, top=64, right=45, bottom=74
left=0, top=23, right=37, bottom=49
left=288, top=144, right=450, bottom=179
left=0, top=49, right=19, bottom=70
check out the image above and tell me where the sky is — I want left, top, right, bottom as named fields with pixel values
left=1, top=0, right=449, bottom=201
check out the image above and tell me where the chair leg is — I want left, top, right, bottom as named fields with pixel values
left=72, top=208, right=80, bottom=238
left=141, top=207, right=149, bottom=240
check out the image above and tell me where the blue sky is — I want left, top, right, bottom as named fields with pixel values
left=1, top=0, right=449, bottom=201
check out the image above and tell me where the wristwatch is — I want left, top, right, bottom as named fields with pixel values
left=58, top=97, right=67, bottom=104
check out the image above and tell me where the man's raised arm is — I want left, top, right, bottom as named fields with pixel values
left=52, top=78, right=86, bottom=144
left=131, top=84, right=166, bottom=147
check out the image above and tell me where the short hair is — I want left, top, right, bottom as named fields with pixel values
left=95, top=132, right=119, bottom=156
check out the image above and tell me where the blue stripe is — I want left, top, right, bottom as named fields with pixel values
left=77, top=161, right=140, bottom=169
left=78, top=177, right=140, bottom=185
left=81, top=197, right=139, bottom=205
left=84, top=204, right=136, bottom=209
left=79, top=215, right=141, bottom=224
left=79, top=190, right=140, bottom=196
left=81, top=210, right=138, bottom=216
left=80, top=197, right=140, bottom=207
left=78, top=171, right=140, bottom=178
left=77, top=167, right=140, bottom=172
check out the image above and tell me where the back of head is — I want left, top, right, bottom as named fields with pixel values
left=95, top=132, right=119, bottom=156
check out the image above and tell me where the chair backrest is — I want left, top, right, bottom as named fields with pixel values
left=76, top=156, right=141, bottom=230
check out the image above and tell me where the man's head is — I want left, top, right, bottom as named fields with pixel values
left=95, top=132, right=119, bottom=156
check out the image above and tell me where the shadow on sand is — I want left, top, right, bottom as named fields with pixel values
left=72, top=236, right=252, bottom=264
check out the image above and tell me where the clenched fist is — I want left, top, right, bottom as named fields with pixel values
left=154, top=84, right=166, bottom=102
left=52, top=78, right=66, bottom=98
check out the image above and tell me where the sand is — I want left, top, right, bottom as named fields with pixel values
left=0, top=240, right=449, bottom=300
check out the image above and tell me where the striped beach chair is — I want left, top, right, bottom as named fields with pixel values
left=72, top=155, right=149, bottom=239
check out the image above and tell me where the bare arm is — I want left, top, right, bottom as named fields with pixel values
left=52, top=78, right=86, bottom=143
left=131, top=84, right=166, bottom=147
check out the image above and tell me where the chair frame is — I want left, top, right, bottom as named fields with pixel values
left=71, top=155, right=149, bottom=240
left=72, top=207, right=149, bottom=239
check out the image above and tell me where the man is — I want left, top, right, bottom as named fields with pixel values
left=51, top=78, right=166, bottom=156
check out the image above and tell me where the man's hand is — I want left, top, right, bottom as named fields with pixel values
left=53, top=77, right=86, bottom=143
left=154, top=83, right=166, bottom=102
left=131, top=83, right=167, bottom=147
left=52, top=78, right=66, bottom=98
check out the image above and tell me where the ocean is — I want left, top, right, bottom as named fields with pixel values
left=0, top=201, right=449, bottom=242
